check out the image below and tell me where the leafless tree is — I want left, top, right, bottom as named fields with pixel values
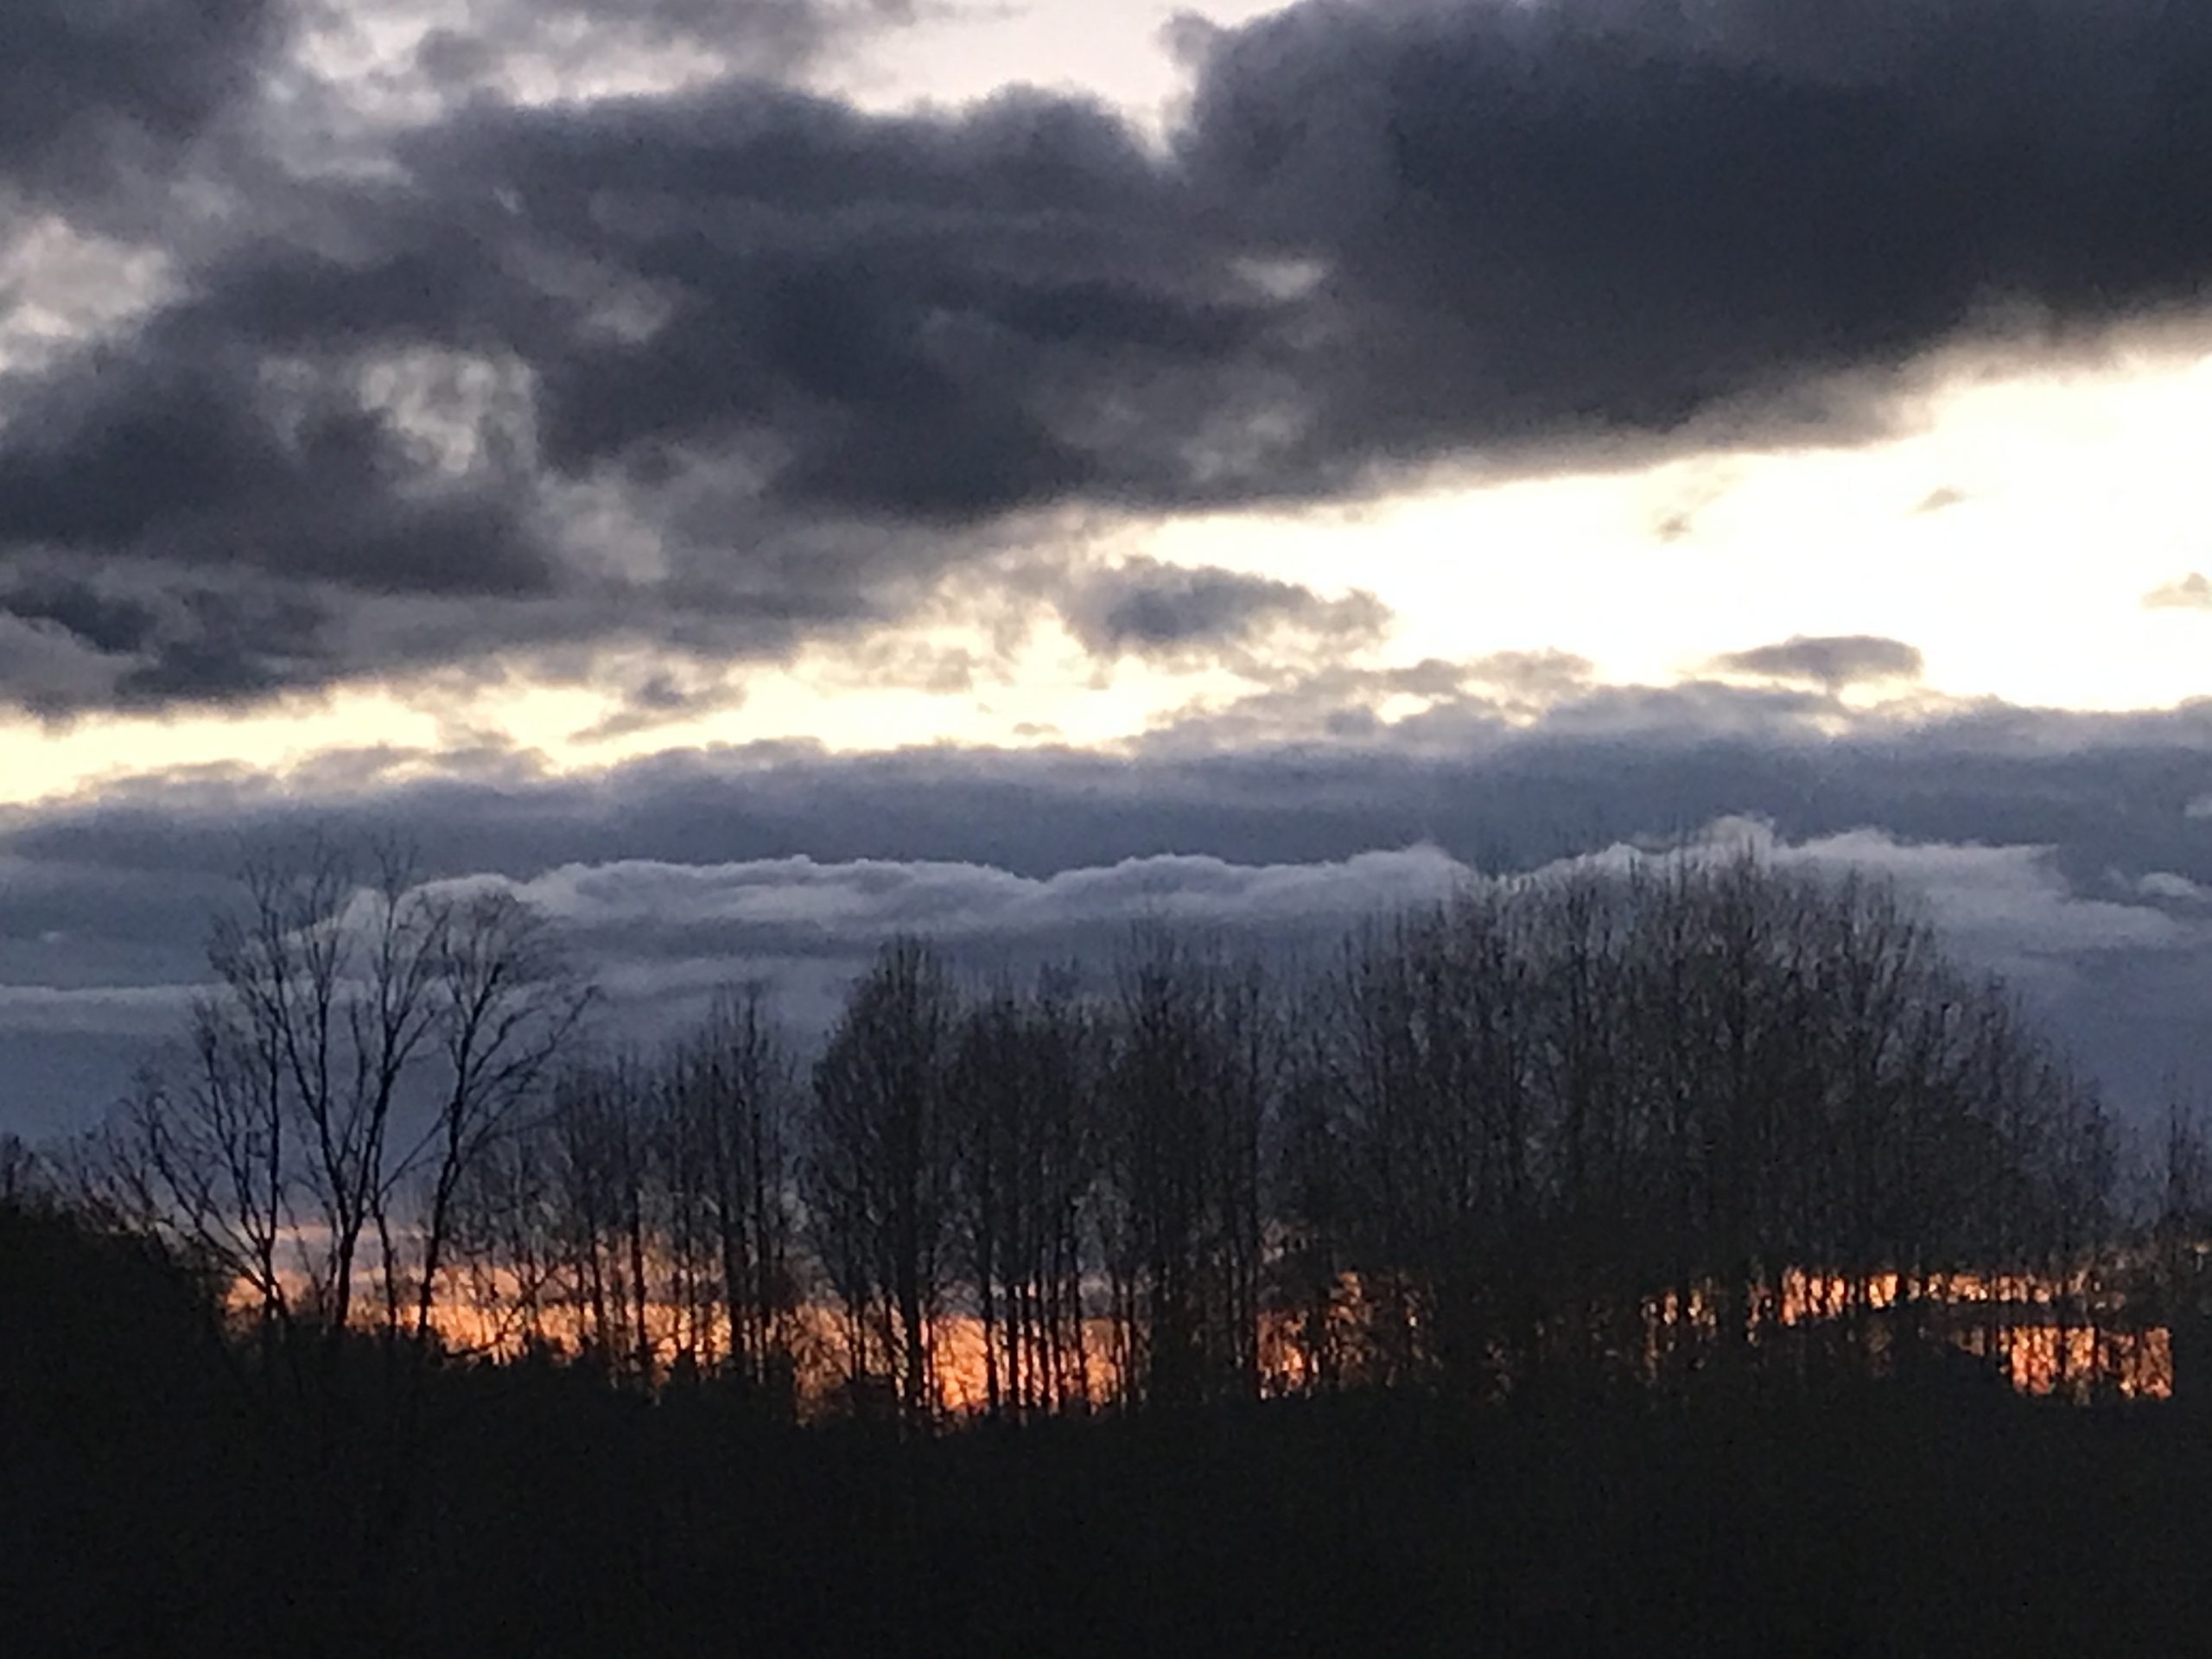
left=1292, top=850, right=2120, bottom=1401
left=82, top=835, right=2133, bottom=1430
left=950, top=971, right=1097, bottom=1417
left=87, top=842, right=589, bottom=1402
left=1094, top=932, right=1279, bottom=1408
left=400, top=887, right=592, bottom=1348
left=804, top=938, right=959, bottom=1424
left=671, top=988, right=802, bottom=1403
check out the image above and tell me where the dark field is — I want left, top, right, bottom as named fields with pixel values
left=7, top=1215, right=2209, bottom=1659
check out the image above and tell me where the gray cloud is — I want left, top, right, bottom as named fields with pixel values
left=10, top=685, right=2212, bottom=1136
left=0, top=577, right=158, bottom=658
left=569, top=662, right=750, bottom=744
left=422, top=83, right=1246, bottom=515
left=18, top=688, right=2209, bottom=897
left=0, top=575, right=340, bottom=715
left=474, top=843, right=1470, bottom=1001
left=1709, top=634, right=1925, bottom=690
left=0, top=0, right=279, bottom=203
left=1061, top=557, right=1389, bottom=665
left=0, top=301, right=551, bottom=591
left=1140, top=649, right=1597, bottom=749
left=0, top=76, right=1179, bottom=706
left=404, top=0, right=919, bottom=92
left=1177, top=0, right=2212, bottom=473
left=6, top=0, right=2212, bottom=710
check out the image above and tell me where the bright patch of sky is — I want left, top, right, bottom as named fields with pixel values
left=1152, top=327, right=2212, bottom=714
left=3, top=320, right=2207, bottom=808
left=820, top=0, right=1290, bottom=132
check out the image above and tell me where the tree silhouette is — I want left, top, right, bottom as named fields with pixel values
left=804, top=938, right=959, bottom=1424
left=15, top=844, right=2202, bottom=1657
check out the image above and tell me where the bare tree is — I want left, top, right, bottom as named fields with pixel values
left=1291, top=850, right=2123, bottom=1402
left=88, top=842, right=589, bottom=1400
left=1095, top=932, right=1279, bottom=1408
left=68, top=840, right=591, bottom=1649
left=399, top=888, right=592, bottom=1351
left=804, top=938, right=959, bottom=1424
left=83, top=834, right=2136, bottom=1434
left=672, top=988, right=802, bottom=1406
left=950, top=972, right=1098, bottom=1418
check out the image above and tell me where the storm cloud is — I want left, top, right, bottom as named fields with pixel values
left=0, top=0, right=279, bottom=202
left=4, top=0, right=2212, bottom=709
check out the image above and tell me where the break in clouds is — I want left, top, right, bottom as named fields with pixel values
left=3, top=0, right=2212, bottom=709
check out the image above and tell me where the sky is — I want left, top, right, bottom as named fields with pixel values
left=1, top=0, right=2210, bottom=1146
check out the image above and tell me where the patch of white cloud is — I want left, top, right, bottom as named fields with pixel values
left=0, top=215, right=175, bottom=381
left=354, top=347, right=538, bottom=480
left=286, top=0, right=931, bottom=135
left=289, top=2, right=730, bottom=125
left=21, top=821, right=2212, bottom=1070
left=2139, top=871, right=2212, bottom=904
left=821, top=0, right=1286, bottom=134
left=1536, top=817, right=2202, bottom=1002
left=493, top=843, right=1471, bottom=942
left=396, top=823, right=2212, bottom=1036
left=1231, top=256, right=1330, bottom=303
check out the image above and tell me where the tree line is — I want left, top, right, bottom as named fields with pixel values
left=11, top=839, right=2209, bottom=1656
left=61, top=839, right=2146, bottom=1433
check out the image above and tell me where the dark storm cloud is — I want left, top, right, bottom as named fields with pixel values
left=1175, top=0, right=2212, bottom=476
left=0, top=579, right=159, bottom=658
left=1061, top=558, right=1389, bottom=662
left=0, top=80, right=1237, bottom=708
left=401, top=0, right=2212, bottom=524
left=419, top=82, right=1254, bottom=517
left=0, top=326, right=537, bottom=706
left=0, top=283, right=553, bottom=593
left=1709, top=634, right=1925, bottom=690
left=0, top=569, right=338, bottom=715
left=111, top=588, right=335, bottom=707
left=10, top=0, right=2212, bottom=712
left=0, top=0, right=280, bottom=200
